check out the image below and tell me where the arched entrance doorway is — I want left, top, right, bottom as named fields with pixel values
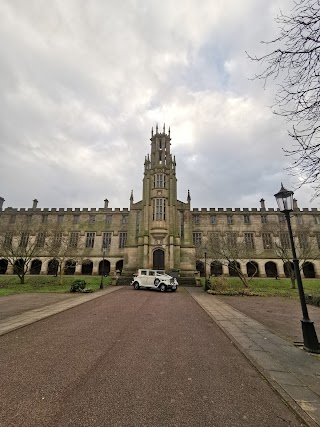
left=153, top=249, right=165, bottom=270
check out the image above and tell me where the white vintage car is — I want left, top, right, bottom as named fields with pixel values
left=131, top=269, right=178, bottom=292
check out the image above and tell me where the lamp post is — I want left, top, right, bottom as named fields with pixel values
left=274, top=183, right=320, bottom=353
left=100, top=246, right=106, bottom=289
left=204, top=250, right=208, bottom=291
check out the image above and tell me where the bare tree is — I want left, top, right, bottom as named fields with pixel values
left=269, top=220, right=320, bottom=288
left=248, top=0, right=320, bottom=199
left=196, top=230, right=257, bottom=288
left=0, top=216, right=47, bottom=284
left=47, top=225, right=90, bottom=285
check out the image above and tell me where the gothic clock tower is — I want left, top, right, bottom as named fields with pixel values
left=125, top=124, right=192, bottom=273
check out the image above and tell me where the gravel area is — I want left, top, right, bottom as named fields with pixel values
left=218, top=295, right=320, bottom=344
left=0, top=293, right=83, bottom=321
left=0, top=287, right=305, bottom=427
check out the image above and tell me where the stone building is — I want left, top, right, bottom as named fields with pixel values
left=0, top=125, right=320, bottom=278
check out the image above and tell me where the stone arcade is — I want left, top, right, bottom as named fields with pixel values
left=0, top=126, right=320, bottom=278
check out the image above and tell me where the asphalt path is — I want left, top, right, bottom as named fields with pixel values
left=0, top=287, right=305, bottom=427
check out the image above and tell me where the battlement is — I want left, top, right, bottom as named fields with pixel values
left=1, top=207, right=131, bottom=213
left=191, top=207, right=320, bottom=213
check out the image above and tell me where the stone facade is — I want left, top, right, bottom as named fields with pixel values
left=1, top=126, right=320, bottom=278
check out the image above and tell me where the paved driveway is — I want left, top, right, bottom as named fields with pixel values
left=0, top=288, right=304, bottom=427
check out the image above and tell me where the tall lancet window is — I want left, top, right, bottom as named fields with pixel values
left=154, top=174, right=166, bottom=188
left=153, top=199, right=166, bottom=221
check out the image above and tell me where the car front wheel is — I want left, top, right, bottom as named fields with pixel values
left=159, top=283, right=166, bottom=292
left=133, top=282, right=140, bottom=290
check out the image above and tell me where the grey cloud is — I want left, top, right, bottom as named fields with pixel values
left=0, top=0, right=318, bottom=212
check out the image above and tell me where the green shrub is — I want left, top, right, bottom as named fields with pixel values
left=208, top=289, right=259, bottom=296
left=210, top=277, right=230, bottom=291
left=70, top=280, right=87, bottom=293
left=306, top=294, right=320, bottom=307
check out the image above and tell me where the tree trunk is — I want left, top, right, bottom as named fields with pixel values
left=19, top=274, right=25, bottom=284
left=59, top=264, right=63, bottom=286
left=238, top=271, right=249, bottom=288
left=290, top=274, right=296, bottom=289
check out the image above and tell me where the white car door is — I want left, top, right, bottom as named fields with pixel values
left=148, top=270, right=156, bottom=287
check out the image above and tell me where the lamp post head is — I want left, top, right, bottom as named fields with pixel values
left=274, top=183, right=294, bottom=213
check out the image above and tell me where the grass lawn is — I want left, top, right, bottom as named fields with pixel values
left=0, top=275, right=112, bottom=296
left=202, top=276, right=320, bottom=298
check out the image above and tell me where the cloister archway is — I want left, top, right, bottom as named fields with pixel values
left=116, top=259, right=123, bottom=272
left=65, top=260, right=76, bottom=275
left=0, top=259, right=8, bottom=274
left=211, top=261, right=223, bottom=276
left=247, top=261, right=259, bottom=277
left=81, top=260, right=93, bottom=275
left=228, top=261, right=240, bottom=277
left=284, top=261, right=294, bottom=278
left=303, top=262, right=316, bottom=278
left=14, top=259, right=24, bottom=275
left=196, top=260, right=205, bottom=277
left=265, top=261, right=278, bottom=278
left=99, top=260, right=110, bottom=276
left=47, top=259, right=59, bottom=275
left=30, top=259, right=42, bottom=275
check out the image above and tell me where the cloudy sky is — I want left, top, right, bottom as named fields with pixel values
left=1, top=0, right=317, bottom=212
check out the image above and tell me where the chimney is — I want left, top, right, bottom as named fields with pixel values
left=293, top=198, right=298, bottom=209
left=260, top=198, right=265, bottom=210
left=32, top=199, right=38, bottom=209
left=0, top=197, right=4, bottom=210
left=104, top=199, right=109, bottom=209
